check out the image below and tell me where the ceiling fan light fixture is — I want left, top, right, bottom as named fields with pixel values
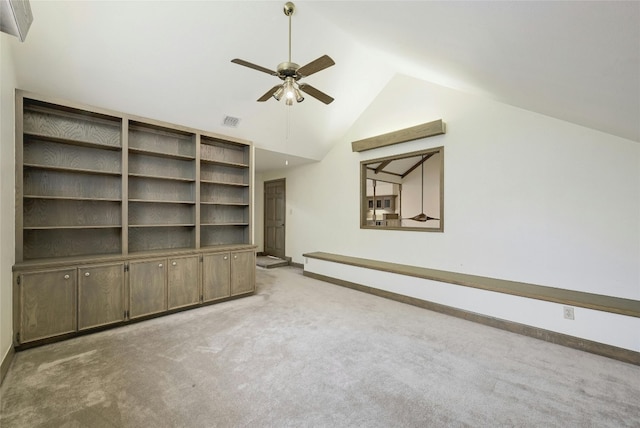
left=281, top=77, right=303, bottom=105
left=231, top=2, right=335, bottom=105
left=284, top=77, right=295, bottom=99
left=272, top=86, right=285, bottom=101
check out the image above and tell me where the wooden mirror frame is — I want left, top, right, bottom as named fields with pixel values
left=360, top=147, right=444, bottom=232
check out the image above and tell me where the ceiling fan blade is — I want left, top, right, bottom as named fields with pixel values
left=231, top=59, right=277, bottom=76
left=405, top=213, right=440, bottom=222
left=257, top=85, right=282, bottom=102
left=298, top=83, right=334, bottom=104
left=296, top=55, right=335, bottom=77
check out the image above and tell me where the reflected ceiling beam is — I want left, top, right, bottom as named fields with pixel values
left=365, top=168, right=402, bottom=184
left=401, top=152, right=435, bottom=179
left=367, top=166, right=402, bottom=177
left=374, top=160, right=392, bottom=174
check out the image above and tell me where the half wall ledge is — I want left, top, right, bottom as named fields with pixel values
left=302, top=251, right=640, bottom=365
left=302, top=252, right=639, bottom=317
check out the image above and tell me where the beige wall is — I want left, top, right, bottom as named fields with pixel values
left=1, top=34, right=17, bottom=371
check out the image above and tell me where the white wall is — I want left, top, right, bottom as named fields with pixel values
left=257, top=73, right=639, bottom=306
left=1, top=34, right=17, bottom=369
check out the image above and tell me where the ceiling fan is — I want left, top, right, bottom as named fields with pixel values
left=404, top=155, right=440, bottom=223
left=231, top=2, right=335, bottom=106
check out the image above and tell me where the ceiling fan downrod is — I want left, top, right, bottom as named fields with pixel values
left=284, top=2, right=295, bottom=63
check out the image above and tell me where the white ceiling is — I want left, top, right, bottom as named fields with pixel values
left=8, top=1, right=639, bottom=172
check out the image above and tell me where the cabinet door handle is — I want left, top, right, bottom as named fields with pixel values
left=234, top=255, right=238, bottom=259
left=158, top=263, right=163, bottom=268
left=172, top=261, right=177, bottom=266
left=64, top=274, right=70, bottom=280
left=224, top=256, right=228, bottom=260
left=84, top=272, right=90, bottom=277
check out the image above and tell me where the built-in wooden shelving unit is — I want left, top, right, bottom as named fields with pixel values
left=13, top=90, right=256, bottom=348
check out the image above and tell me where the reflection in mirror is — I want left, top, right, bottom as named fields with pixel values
left=361, top=147, right=443, bottom=231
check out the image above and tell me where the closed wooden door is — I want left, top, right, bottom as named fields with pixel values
left=19, top=268, right=77, bottom=343
left=168, top=255, right=200, bottom=309
left=230, top=251, right=255, bottom=296
left=264, top=179, right=285, bottom=259
left=129, top=258, right=167, bottom=318
left=78, top=263, right=125, bottom=330
left=202, top=253, right=230, bottom=301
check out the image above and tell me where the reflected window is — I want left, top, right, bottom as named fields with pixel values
left=360, top=147, right=443, bottom=231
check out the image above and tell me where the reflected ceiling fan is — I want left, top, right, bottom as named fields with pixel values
left=231, top=2, right=335, bottom=105
left=405, top=155, right=440, bottom=223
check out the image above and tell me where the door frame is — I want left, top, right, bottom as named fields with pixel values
left=263, top=178, right=286, bottom=259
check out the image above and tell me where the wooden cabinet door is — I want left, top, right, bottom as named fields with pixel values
left=202, top=253, right=230, bottom=302
left=19, top=268, right=77, bottom=343
left=78, top=263, right=125, bottom=330
left=168, top=255, right=200, bottom=309
left=129, top=258, right=167, bottom=319
left=230, top=251, right=255, bottom=296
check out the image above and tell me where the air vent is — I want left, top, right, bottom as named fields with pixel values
left=222, top=115, right=240, bottom=128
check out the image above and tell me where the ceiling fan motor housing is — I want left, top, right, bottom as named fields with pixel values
left=284, top=2, right=295, bottom=16
left=277, top=62, right=301, bottom=80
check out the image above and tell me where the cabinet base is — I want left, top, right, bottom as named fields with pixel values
left=14, top=291, right=254, bottom=351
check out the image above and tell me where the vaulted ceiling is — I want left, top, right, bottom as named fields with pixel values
left=8, top=1, right=639, bottom=171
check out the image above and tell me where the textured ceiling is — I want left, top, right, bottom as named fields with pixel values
left=8, top=1, right=639, bottom=172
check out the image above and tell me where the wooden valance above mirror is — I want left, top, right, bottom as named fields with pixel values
left=351, top=119, right=446, bottom=152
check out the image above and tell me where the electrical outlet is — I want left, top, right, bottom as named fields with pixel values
left=563, top=306, right=575, bottom=320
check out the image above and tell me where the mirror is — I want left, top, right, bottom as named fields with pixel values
left=360, top=147, right=443, bottom=231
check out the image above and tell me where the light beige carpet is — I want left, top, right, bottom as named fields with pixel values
left=1, top=266, right=639, bottom=427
